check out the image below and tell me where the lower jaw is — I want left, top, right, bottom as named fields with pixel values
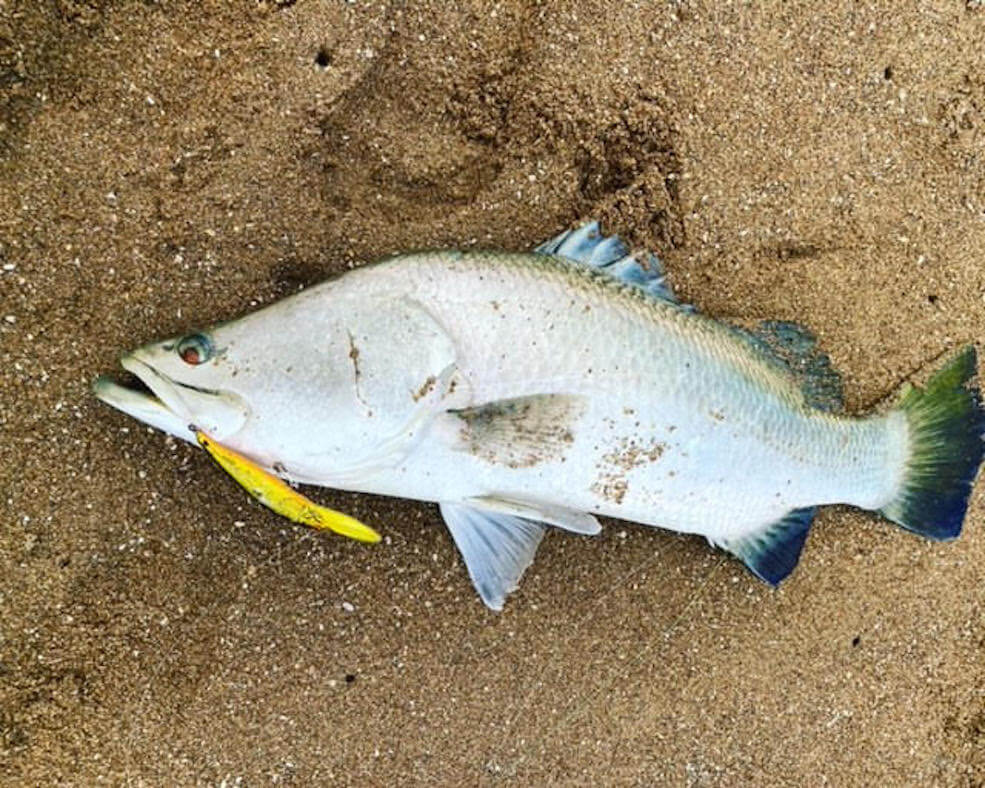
left=91, top=375, right=196, bottom=444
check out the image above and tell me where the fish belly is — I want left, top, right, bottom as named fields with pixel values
left=365, top=393, right=902, bottom=544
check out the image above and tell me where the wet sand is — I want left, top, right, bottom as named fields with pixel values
left=2, top=1, right=984, bottom=783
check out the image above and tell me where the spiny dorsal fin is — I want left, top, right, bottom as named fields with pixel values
left=535, top=221, right=677, bottom=303
left=730, top=320, right=844, bottom=413
left=716, top=506, right=816, bottom=586
left=537, top=223, right=841, bottom=412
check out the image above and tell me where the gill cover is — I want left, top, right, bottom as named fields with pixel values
left=310, top=294, right=465, bottom=482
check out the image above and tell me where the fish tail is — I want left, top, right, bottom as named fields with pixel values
left=879, top=346, right=985, bottom=539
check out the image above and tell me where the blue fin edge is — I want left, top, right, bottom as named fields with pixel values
left=718, top=506, right=816, bottom=586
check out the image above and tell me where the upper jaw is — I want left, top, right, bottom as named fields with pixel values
left=93, top=352, right=249, bottom=442
left=120, top=352, right=198, bottom=425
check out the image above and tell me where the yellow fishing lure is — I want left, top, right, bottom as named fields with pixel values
left=195, top=431, right=381, bottom=543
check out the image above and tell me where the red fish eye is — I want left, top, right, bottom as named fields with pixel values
left=176, top=333, right=213, bottom=365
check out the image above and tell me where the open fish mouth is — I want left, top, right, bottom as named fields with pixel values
left=93, top=353, right=249, bottom=443
left=93, top=372, right=196, bottom=443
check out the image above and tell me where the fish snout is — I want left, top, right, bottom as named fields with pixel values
left=119, top=351, right=250, bottom=441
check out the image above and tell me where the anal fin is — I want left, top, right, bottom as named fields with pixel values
left=717, top=507, right=816, bottom=586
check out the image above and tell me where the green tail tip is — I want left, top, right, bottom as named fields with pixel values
left=881, top=345, right=985, bottom=540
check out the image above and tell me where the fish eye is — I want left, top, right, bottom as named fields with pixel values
left=176, top=333, right=213, bottom=366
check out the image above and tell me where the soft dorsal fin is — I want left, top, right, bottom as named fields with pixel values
left=715, top=506, right=816, bottom=586
left=438, top=501, right=547, bottom=610
left=729, top=320, right=844, bottom=412
left=535, top=221, right=677, bottom=303
left=537, top=223, right=843, bottom=412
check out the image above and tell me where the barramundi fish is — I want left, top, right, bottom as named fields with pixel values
left=93, top=222, right=985, bottom=609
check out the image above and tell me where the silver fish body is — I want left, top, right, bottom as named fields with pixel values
left=297, top=251, right=901, bottom=531
left=94, top=223, right=985, bottom=608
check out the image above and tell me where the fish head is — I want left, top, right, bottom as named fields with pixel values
left=93, top=289, right=463, bottom=476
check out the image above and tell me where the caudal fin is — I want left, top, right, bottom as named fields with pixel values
left=880, top=346, right=985, bottom=540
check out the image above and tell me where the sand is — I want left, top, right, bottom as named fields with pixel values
left=2, top=0, right=984, bottom=783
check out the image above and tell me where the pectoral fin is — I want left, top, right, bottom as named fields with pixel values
left=447, top=394, right=586, bottom=469
left=439, top=501, right=547, bottom=610
left=196, top=432, right=381, bottom=543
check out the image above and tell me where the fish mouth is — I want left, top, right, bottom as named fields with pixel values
left=92, top=370, right=196, bottom=444
left=93, top=352, right=249, bottom=443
